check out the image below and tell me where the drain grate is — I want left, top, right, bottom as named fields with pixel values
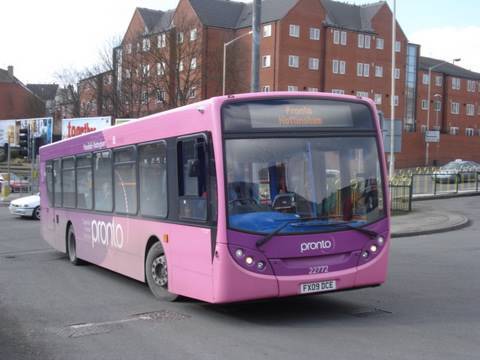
left=57, top=310, right=190, bottom=338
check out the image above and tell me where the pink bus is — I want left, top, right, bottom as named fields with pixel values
left=39, top=92, right=390, bottom=303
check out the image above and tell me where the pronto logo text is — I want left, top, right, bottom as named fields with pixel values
left=300, top=240, right=333, bottom=253
left=91, top=219, right=124, bottom=249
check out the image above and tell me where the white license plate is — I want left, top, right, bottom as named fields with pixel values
left=300, top=280, right=337, bottom=294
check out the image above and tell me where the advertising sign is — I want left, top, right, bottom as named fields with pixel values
left=425, top=130, right=440, bottom=143
left=62, top=116, right=112, bottom=139
left=0, top=120, right=17, bottom=145
left=0, top=118, right=53, bottom=146
left=114, top=118, right=136, bottom=126
left=19, top=118, right=53, bottom=146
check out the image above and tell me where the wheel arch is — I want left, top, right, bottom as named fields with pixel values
left=144, top=235, right=161, bottom=282
left=65, top=220, right=73, bottom=253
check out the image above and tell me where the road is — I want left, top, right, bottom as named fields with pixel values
left=0, top=197, right=479, bottom=360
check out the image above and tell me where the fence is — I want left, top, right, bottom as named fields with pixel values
left=389, top=167, right=480, bottom=212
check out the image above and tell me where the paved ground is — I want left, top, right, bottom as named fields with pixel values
left=391, top=201, right=469, bottom=237
left=0, top=196, right=479, bottom=360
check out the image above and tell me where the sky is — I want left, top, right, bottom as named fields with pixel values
left=1, top=0, right=479, bottom=84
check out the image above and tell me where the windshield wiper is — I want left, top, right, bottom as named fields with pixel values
left=255, top=217, right=378, bottom=248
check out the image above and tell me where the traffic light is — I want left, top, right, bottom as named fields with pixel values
left=33, top=137, right=44, bottom=157
left=19, top=128, right=29, bottom=157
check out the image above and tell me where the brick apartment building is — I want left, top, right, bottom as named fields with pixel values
left=78, top=0, right=480, bottom=168
left=0, top=66, right=45, bottom=120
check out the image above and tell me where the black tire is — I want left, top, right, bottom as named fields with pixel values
left=32, top=206, right=40, bottom=220
left=145, top=242, right=179, bottom=301
left=67, top=226, right=83, bottom=265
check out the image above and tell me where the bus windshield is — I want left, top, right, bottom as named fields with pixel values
left=225, top=137, right=385, bottom=234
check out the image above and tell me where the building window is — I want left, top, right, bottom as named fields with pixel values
left=262, top=85, right=271, bottom=92
left=449, top=127, right=459, bottom=135
left=467, top=80, right=476, bottom=92
left=307, top=87, right=318, bottom=92
left=179, top=61, right=184, bottom=72
left=421, top=99, right=429, bottom=110
left=333, top=30, right=340, bottom=44
left=374, top=94, right=382, bottom=105
left=435, top=76, right=442, bottom=86
left=376, top=38, right=384, bottom=49
left=190, top=28, right=197, bottom=41
left=188, top=87, right=196, bottom=99
left=356, top=91, right=369, bottom=98
left=358, top=34, right=364, bottom=48
left=340, top=31, right=347, bottom=45
left=141, top=91, right=148, bottom=104
left=287, top=85, right=298, bottom=92
left=451, top=102, right=460, bottom=114
left=142, top=38, right=151, bottom=52
left=308, top=57, right=319, bottom=70
left=466, top=128, right=475, bottom=136
left=126, top=43, right=132, bottom=54
left=289, top=24, right=300, bottom=38
left=375, top=65, right=383, bottom=77
left=332, top=89, right=344, bottom=94
left=158, top=34, right=166, bottom=48
left=422, top=73, right=430, bottom=85
left=262, top=55, right=271, bottom=68
left=451, top=77, right=461, bottom=90
left=191, top=57, right=197, bottom=70
left=332, top=60, right=346, bottom=74
left=434, top=100, right=442, bottom=112
left=394, top=68, right=400, bottom=79
left=263, top=24, right=272, bottom=37
left=156, top=89, right=165, bottom=103
left=310, top=27, right=320, bottom=40
left=357, top=63, right=369, bottom=77
left=395, top=41, right=401, bottom=52
left=394, top=95, right=399, bottom=106
left=357, top=34, right=371, bottom=48
left=420, top=125, right=427, bottom=133
left=157, top=62, right=165, bottom=76
left=288, top=55, right=299, bottom=68
left=125, top=69, right=131, bottom=79
left=177, top=32, right=184, bottom=43
left=466, top=104, right=475, bottom=116
left=142, top=64, right=150, bottom=76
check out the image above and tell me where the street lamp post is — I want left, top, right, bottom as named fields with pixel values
left=425, top=58, right=461, bottom=165
left=223, top=31, right=253, bottom=95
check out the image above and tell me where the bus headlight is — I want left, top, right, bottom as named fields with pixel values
left=362, top=251, right=369, bottom=259
left=256, top=261, right=266, bottom=271
left=377, top=236, right=385, bottom=246
left=245, top=256, right=254, bottom=266
left=235, top=249, right=244, bottom=258
left=370, top=244, right=378, bottom=253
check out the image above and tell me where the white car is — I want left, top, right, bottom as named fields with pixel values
left=9, top=193, right=41, bottom=220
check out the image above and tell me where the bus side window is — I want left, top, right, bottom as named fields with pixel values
left=53, top=159, right=62, bottom=207
left=46, top=161, right=54, bottom=207
left=177, top=136, right=207, bottom=221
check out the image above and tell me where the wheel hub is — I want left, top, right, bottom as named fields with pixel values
left=151, top=256, right=168, bottom=287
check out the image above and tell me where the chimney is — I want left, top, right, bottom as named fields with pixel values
left=7, top=65, right=13, bottom=77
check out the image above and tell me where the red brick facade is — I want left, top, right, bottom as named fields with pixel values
left=77, top=0, right=480, bottom=168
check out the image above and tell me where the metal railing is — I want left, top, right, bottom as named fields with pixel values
left=389, top=168, right=480, bottom=212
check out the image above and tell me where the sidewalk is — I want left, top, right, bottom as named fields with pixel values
left=391, top=204, right=469, bottom=238
left=0, top=192, right=28, bottom=206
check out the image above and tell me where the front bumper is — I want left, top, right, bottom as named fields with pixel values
left=212, top=240, right=390, bottom=303
left=9, top=206, right=34, bottom=217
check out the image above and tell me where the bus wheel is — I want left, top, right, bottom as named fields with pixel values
left=146, top=242, right=179, bottom=301
left=67, top=226, right=83, bottom=266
